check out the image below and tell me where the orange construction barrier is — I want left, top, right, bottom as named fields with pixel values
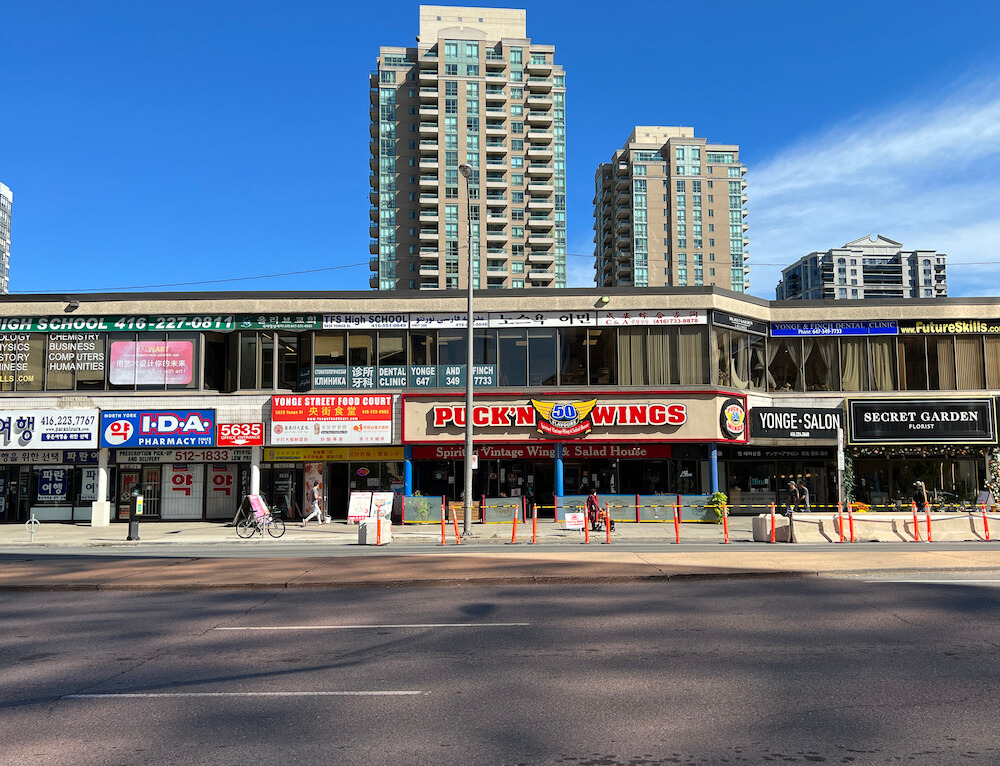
left=531, top=504, right=538, bottom=545
left=912, top=502, right=921, bottom=542
left=837, top=502, right=845, bottom=543
left=452, top=504, right=462, bottom=544
left=440, top=499, right=447, bottom=546
left=848, top=502, right=855, bottom=543
left=982, top=502, right=991, bottom=542
left=604, top=504, right=611, bottom=545
left=722, top=503, right=730, bottom=544
left=376, top=515, right=382, bottom=546
left=673, top=503, right=681, bottom=543
left=510, top=508, right=519, bottom=544
left=925, top=505, right=933, bottom=543
left=583, top=513, right=590, bottom=544
left=769, top=502, right=776, bottom=543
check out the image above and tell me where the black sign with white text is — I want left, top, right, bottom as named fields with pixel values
left=751, top=407, right=842, bottom=440
left=848, top=398, right=996, bottom=445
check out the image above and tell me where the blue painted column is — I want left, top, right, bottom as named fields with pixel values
left=403, top=445, right=413, bottom=496
left=554, top=442, right=564, bottom=496
left=709, top=443, right=719, bottom=494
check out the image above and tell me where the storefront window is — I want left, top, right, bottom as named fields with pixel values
left=409, top=331, right=436, bottom=366
left=749, top=335, right=766, bottom=391
left=869, top=337, right=896, bottom=391
left=277, top=333, right=299, bottom=390
left=767, top=337, right=801, bottom=392
left=897, top=336, right=927, bottom=391
left=498, top=329, right=527, bottom=386
left=527, top=328, right=557, bottom=386
left=618, top=327, right=647, bottom=385
left=378, top=331, right=406, bottom=367
left=473, top=329, right=495, bottom=366
left=730, top=331, right=751, bottom=389
left=45, top=334, right=106, bottom=391
left=559, top=327, right=588, bottom=386
left=348, top=332, right=372, bottom=367
left=956, top=336, right=984, bottom=390
left=315, top=332, right=347, bottom=366
left=588, top=328, right=617, bottom=385
left=804, top=338, right=838, bottom=391
left=0, top=334, right=45, bottom=392
left=239, top=332, right=257, bottom=389
left=108, top=332, right=200, bottom=391
left=438, top=331, right=466, bottom=365
left=649, top=327, right=677, bottom=386
left=678, top=326, right=708, bottom=385
left=984, top=337, right=1000, bottom=389
left=713, top=329, right=730, bottom=386
left=840, top=338, right=868, bottom=391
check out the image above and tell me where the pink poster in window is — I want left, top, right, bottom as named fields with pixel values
left=109, top=341, right=194, bottom=385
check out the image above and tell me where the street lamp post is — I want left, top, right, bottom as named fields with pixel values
left=459, top=163, right=476, bottom=535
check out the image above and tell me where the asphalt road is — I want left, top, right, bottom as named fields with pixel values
left=4, top=578, right=1000, bottom=765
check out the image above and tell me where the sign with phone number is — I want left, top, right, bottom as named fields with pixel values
left=112, top=448, right=253, bottom=463
left=0, top=316, right=236, bottom=333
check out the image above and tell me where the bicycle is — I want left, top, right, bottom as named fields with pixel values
left=236, top=511, right=286, bottom=539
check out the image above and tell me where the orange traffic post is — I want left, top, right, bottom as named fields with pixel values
left=911, top=502, right=921, bottom=542
left=583, top=512, right=590, bottom=544
left=982, top=502, right=990, bottom=542
left=848, top=502, right=855, bottom=543
left=673, top=503, right=681, bottom=543
left=440, top=499, right=447, bottom=546
left=510, top=508, right=519, bottom=544
left=376, top=514, right=382, bottom=546
left=531, top=504, right=538, bottom=545
left=769, top=502, right=776, bottom=543
left=452, top=505, right=461, bottom=544
left=604, top=503, right=611, bottom=544
left=925, top=505, right=933, bottom=543
left=837, top=502, right=845, bottom=543
left=722, top=503, right=730, bottom=544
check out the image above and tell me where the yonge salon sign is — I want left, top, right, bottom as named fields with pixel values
left=848, top=398, right=997, bottom=445
left=405, top=393, right=748, bottom=443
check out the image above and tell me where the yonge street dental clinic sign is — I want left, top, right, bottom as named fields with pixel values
left=848, top=398, right=997, bottom=445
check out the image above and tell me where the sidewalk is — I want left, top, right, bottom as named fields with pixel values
left=2, top=518, right=1000, bottom=591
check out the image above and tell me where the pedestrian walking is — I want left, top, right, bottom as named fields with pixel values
left=796, top=479, right=810, bottom=512
left=303, top=480, right=324, bottom=526
left=785, top=481, right=799, bottom=516
left=586, top=489, right=600, bottom=531
left=913, top=480, right=928, bottom=513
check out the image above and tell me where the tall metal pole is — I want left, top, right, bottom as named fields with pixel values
left=459, top=164, right=475, bottom=535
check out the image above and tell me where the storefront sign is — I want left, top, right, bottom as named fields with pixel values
left=37, top=467, right=68, bottom=501
left=488, top=311, right=595, bottom=328
left=0, top=316, right=235, bottom=332
left=109, top=340, right=194, bottom=385
left=751, top=407, right=843, bottom=440
left=724, top=447, right=835, bottom=460
left=409, top=312, right=490, bottom=329
left=720, top=398, right=747, bottom=439
left=262, top=446, right=403, bottom=462
left=217, top=423, right=265, bottom=447
left=847, top=398, right=996, bottom=445
left=0, top=409, right=99, bottom=450
left=323, top=314, right=408, bottom=330
left=113, top=448, right=251, bottom=463
left=0, top=334, right=42, bottom=387
left=100, top=410, right=216, bottom=448
left=562, top=444, right=673, bottom=459
left=711, top=311, right=768, bottom=336
left=46, top=333, right=105, bottom=375
left=413, top=444, right=559, bottom=460
left=0, top=450, right=65, bottom=464
left=770, top=321, right=898, bottom=337
left=314, top=365, right=349, bottom=388
left=80, top=467, right=99, bottom=502
left=598, top=310, right=706, bottom=327
left=898, top=320, right=1000, bottom=335
left=405, top=393, right=746, bottom=444
left=238, top=314, right=320, bottom=330
left=270, top=395, right=393, bottom=445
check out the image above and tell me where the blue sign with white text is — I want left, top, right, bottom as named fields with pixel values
left=100, top=410, right=216, bottom=448
left=770, top=321, right=898, bottom=337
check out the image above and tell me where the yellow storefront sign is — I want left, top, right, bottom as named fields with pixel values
left=263, top=447, right=404, bottom=462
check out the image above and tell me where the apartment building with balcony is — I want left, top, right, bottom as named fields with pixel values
left=593, top=127, right=748, bottom=291
left=775, top=235, right=948, bottom=300
left=370, top=5, right=566, bottom=291
left=0, top=182, right=10, bottom=294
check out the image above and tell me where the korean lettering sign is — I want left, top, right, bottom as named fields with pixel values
left=100, top=410, right=216, bottom=448
left=37, top=467, right=68, bottom=501
left=0, top=409, right=99, bottom=450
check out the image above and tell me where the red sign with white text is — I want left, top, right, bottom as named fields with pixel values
left=217, top=423, right=265, bottom=447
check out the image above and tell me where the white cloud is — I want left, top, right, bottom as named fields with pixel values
left=747, top=77, right=1000, bottom=298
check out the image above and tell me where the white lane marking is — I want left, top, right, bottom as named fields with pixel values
left=865, top=579, right=1000, bottom=585
left=214, top=622, right=529, bottom=631
left=64, top=691, right=425, bottom=699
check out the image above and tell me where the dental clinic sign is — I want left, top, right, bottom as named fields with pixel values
left=847, top=399, right=996, bottom=445
left=100, top=410, right=216, bottom=448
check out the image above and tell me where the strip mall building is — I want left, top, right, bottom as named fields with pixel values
left=0, top=287, right=997, bottom=523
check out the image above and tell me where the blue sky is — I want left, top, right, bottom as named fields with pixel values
left=3, top=0, right=1000, bottom=298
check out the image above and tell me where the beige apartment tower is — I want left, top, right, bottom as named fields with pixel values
left=370, top=6, right=566, bottom=291
left=594, top=127, right=748, bottom=290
